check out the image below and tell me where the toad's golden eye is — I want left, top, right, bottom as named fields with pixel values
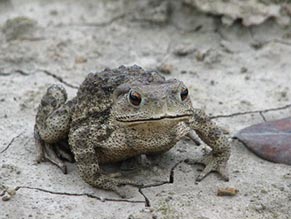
left=180, top=88, right=188, bottom=101
left=129, top=91, right=142, bottom=106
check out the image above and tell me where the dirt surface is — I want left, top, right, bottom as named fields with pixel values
left=1, top=0, right=291, bottom=218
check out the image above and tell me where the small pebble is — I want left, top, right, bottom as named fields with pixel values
left=195, top=51, right=206, bottom=61
left=0, top=190, right=5, bottom=196
left=2, top=194, right=11, bottom=201
left=244, top=75, right=250, bottom=80
left=7, top=188, right=16, bottom=196
left=75, top=56, right=87, bottom=64
left=127, top=215, right=134, bottom=219
left=283, top=173, right=291, bottom=179
left=157, top=64, right=173, bottom=74
left=240, top=67, right=248, bottom=73
left=2, top=16, right=37, bottom=41
left=251, top=42, right=263, bottom=50
left=217, top=187, right=239, bottom=196
left=173, top=45, right=195, bottom=56
left=50, top=10, right=58, bottom=16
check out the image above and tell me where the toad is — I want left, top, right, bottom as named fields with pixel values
left=34, top=65, right=231, bottom=196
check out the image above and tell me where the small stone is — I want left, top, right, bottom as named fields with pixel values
left=142, top=208, right=151, bottom=213
left=127, top=215, right=134, bottom=219
left=173, top=44, right=195, bottom=56
left=157, top=64, right=173, bottom=74
left=252, top=203, right=266, bottom=213
left=165, top=196, right=173, bottom=202
left=75, top=56, right=87, bottom=64
left=50, top=10, right=58, bottom=16
left=195, top=50, right=206, bottom=62
left=221, top=15, right=235, bottom=26
left=134, top=0, right=171, bottom=24
left=0, top=190, right=5, bottom=196
left=217, top=187, right=239, bottom=196
left=2, top=194, right=11, bottom=201
left=280, top=91, right=287, bottom=98
left=244, top=75, right=250, bottom=80
left=240, top=67, right=248, bottom=73
left=251, top=42, right=263, bottom=50
left=7, top=188, right=16, bottom=196
left=283, top=4, right=291, bottom=16
left=2, top=16, right=37, bottom=41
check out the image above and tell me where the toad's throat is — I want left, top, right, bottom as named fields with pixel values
left=116, top=114, right=192, bottom=123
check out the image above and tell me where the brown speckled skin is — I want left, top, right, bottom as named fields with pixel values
left=34, top=65, right=231, bottom=196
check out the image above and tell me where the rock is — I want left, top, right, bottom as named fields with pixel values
left=183, top=0, right=291, bottom=26
left=0, top=0, right=12, bottom=13
left=157, top=64, right=173, bottom=74
left=2, top=16, right=38, bottom=41
left=133, top=0, right=171, bottom=24
left=173, top=44, right=195, bottom=56
left=217, top=187, right=239, bottom=196
left=75, top=56, right=87, bottom=64
left=195, top=50, right=206, bottom=62
left=2, top=194, right=11, bottom=201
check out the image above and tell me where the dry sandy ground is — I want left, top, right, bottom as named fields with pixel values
left=1, top=0, right=291, bottom=219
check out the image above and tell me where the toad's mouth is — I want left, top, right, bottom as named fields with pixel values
left=116, top=114, right=192, bottom=123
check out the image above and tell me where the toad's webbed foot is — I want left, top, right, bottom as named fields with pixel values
left=82, top=171, right=143, bottom=198
left=111, top=177, right=144, bottom=198
left=186, top=152, right=229, bottom=182
left=35, top=128, right=67, bottom=174
left=34, top=127, right=74, bottom=174
left=54, top=140, right=75, bottom=163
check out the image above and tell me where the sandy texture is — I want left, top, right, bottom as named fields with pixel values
left=0, top=0, right=291, bottom=218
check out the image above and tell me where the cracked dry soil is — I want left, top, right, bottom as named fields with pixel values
left=1, top=0, right=291, bottom=219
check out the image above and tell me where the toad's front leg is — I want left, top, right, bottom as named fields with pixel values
left=187, top=109, right=231, bottom=182
left=69, top=125, right=142, bottom=198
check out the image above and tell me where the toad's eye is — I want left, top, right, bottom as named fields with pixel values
left=180, top=88, right=188, bottom=101
left=129, top=91, right=142, bottom=106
